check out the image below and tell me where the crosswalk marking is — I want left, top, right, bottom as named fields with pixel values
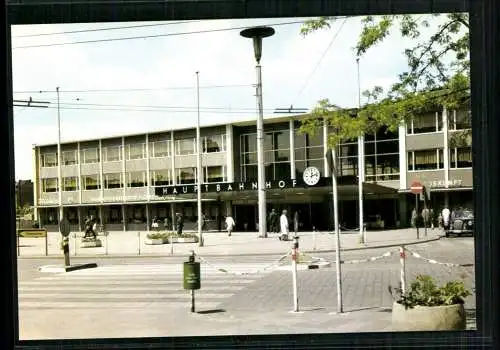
left=18, top=262, right=274, bottom=311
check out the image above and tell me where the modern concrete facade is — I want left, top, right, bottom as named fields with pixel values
left=32, top=107, right=472, bottom=232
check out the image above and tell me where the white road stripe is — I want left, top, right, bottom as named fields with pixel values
left=19, top=301, right=221, bottom=309
left=18, top=285, right=245, bottom=292
left=19, top=279, right=254, bottom=285
left=18, top=293, right=231, bottom=299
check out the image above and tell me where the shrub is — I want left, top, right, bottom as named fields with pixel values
left=388, top=274, right=471, bottom=309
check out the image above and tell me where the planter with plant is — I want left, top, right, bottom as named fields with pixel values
left=389, top=274, right=471, bottom=331
left=145, top=232, right=170, bottom=245
left=168, top=233, right=199, bottom=244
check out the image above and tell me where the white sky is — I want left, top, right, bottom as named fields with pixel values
left=11, top=15, right=450, bottom=180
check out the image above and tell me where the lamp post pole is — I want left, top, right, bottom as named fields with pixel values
left=196, top=71, right=203, bottom=247
left=240, top=26, right=275, bottom=238
left=356, top=58, right=366, bottom=243
left=56, top=87, right=63, bottom=226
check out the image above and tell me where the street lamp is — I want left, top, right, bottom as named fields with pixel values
left=240, top=26, right=275, bottom=238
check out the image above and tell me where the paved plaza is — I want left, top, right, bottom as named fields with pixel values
left=17, top=228, right=443, bottom=258
left=17, top=236, right=476, bottom=340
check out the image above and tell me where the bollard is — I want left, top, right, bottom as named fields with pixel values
left=17, top=231, right=20, bottom=257
left=44, top=232, right=48, bottom=256
left=73, top=233, right=77, bottom=256
left=183, top=250, right=201, bottom=313
left=105, top=231, right=108, bottom=255
left=170, top=235, right=174, bottom=255
left=138, top=232, right=141, bottom=255
left=399, top=246, right=406, bottom=294
left=291, top=236, right=299, bottom=312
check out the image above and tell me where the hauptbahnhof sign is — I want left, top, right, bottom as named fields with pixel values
left=154, top=177, right=332, bottom=196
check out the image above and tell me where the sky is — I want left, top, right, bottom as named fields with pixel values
left=11, top=15, right=452, bottom=180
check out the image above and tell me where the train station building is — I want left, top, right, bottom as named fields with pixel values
left=32, top=106, right=473, bottom=232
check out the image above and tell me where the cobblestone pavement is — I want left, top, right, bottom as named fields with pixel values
left=17, top=236, right=476, bottom=339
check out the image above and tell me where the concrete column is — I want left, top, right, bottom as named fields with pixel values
left=145, top=133, right=151, bottom=200
left=171, top=203, right=175, bottom=230
left=398, top=124, right=407, bottom=190
left=443, top=107, right=450, bottom=189
left=99, top=206, right=103, bottom=226
left=398, top=195, right=408, bottom=227
left=77, top=142, right=82, bottom=204
left=323, top=118, right=330, bottom=177
left=289, top=120, right=296, bottom=179
left=99, top=139, right=104, bottom=203
left=171, top=131, right=176, bottom=185
left=121, top=137, right=126, bottom=202
left=225, top=201, right=232, bottom=216
left=225, top=125, right=234, bottom=182
left=32, top=146, right=39, bottom=221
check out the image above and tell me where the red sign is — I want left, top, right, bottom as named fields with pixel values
left=410, top=180, right=423, bottom=194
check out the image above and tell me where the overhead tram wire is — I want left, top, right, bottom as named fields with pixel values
left=291, top=17, right=349, bottom=106
left=13, top=83, right=254, bottom=94
left=13, top=20, right=200, bottom=37
left=12, top=18, right=349, bottom=49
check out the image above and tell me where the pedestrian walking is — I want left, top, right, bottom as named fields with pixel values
left=293, top=211, right=299, bottom=235
left=442, top=207, right=450, bottom=231
left=268, top=209, right=278, bottom=234
left=422, top=207, right=430, bottom=229
left=225, top=215, right=235, bottom=236
left=175, top=212, right=184, bottom=236
left=164, top=216, right=171, bottom=231
left=152, top=216, right=159, bottom=231
left=279, top=209, right=289, bottom=241
left=411, top=208, right=418, bottom=228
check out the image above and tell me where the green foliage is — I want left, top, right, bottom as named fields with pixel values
left=146, top=232, right=198, bottom=241
left=299, top=14, right=471, bottom=147
left=388, top=275, right=471, bottom=309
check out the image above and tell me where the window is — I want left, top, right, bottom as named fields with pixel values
left=42, top=153, right=57, bottom=167
left=104, top=146, right=122, bottom=162
left=42, top=178, right=58, bottom=192
left=81, top=148, right=99, bottom=164
left=62, top=177, right=78, bottom=191
left=205, top=166, right=226, bottom=183
left=81, top=175, right=100, bottom=190
left=241, top=134, right=257, bottom=153
left=176, top=138, right=195, bottom=155
left=127, top=143, right=145, bottom=160
left=127, top=171, right=146, bottom=187
left=151, top=170, right=171, bottom=186
left=150, top=140, right=170, bottom=158
left=450, top=109, right=472, bottom=130
left=177, top=167, right=197, bottom=184
left=204, top=135, right=226, bottom=153
left=62, top=151, right=77, bottom=165
left=450, top=147, right=473, bottom=168
left=408, top=149, right=444, bottom=171
left=408, top=112, right=440, bottom=134
left=104, top=173, right=123, bottom=189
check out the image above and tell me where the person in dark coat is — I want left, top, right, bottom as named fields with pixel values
left=268, top=209, right=278, bottom=234
left=175, top=212, right=184, bottom=236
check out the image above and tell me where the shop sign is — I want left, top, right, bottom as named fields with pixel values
left=428, top=179, right=463, bottom=188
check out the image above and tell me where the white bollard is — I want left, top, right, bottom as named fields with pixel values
left=138, top=232, right=141, bottom=255
left=291, top=236, right=299, bottom=312
left=313, top=230, right=316, bottom=251
left=399, top=246, right=406, bottom=294
left=170, top=235, right=174, bottom=255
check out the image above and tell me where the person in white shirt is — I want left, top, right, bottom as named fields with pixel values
left=280, top=209, right=289, bottom=240
left=442, top=207, right=451, bottom=230
left=225, top=215, right=235, bottom=237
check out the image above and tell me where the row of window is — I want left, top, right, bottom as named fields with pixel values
left=41, top=135, right=227, bottom=167
left=406, top=109, right=472, bottom=135
left=407, top=147, right=473, bottom=171
left=41, top=166, right=227, bottom=192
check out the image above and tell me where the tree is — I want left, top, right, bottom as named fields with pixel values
left=299, top=14, right=471, bottom=148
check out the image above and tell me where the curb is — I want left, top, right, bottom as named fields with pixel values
left=275, top=261, right=331, bottom=271
left=17, top=236, right=443, bottom=260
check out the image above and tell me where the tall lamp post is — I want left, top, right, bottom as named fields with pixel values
left=56, top=87, right=63, bottom=227
left=356, top=58, right=366, bottom=243
left=240, top=26, right=275, bottom=238
left=196, top=71, right=204, bottom=247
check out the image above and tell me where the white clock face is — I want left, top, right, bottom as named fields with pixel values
left=303, top=166, right=321, bottom=186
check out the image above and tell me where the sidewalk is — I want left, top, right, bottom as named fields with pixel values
left=17, top=228, right=443, bottom=258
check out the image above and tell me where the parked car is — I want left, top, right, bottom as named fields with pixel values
left=364, top=214, right=385, bottom=230
left=445, top=209, right=474, bottom=237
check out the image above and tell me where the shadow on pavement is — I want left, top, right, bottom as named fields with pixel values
left=197, top=309, right=226, bottom=315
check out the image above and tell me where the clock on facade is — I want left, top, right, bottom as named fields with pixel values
left=303, top=166, right=321, bottom=186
